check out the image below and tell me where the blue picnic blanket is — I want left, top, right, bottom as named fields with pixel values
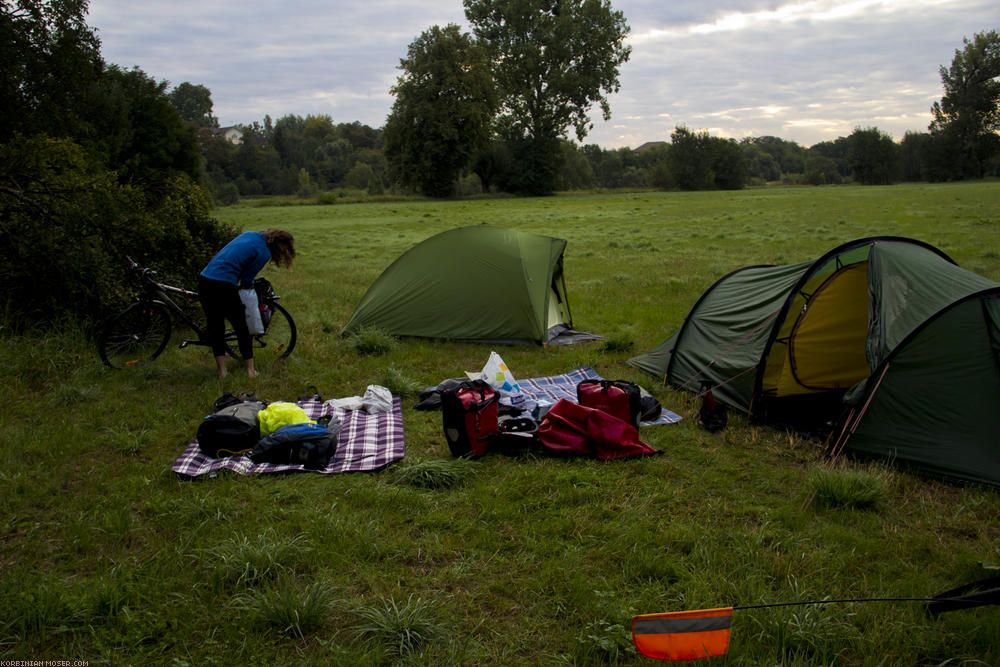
left=173, top=395, right=406, bottom=478
left=518, top=367, right=682, bottom=425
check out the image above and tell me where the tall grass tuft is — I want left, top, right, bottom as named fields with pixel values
left=377, top=365, right=424, bottom=397
left=0, top=578, right=82, bottom=641
left=233, top=576, right=334, bottom=638
left=392, top=458, right=476, bottom=490
left=346, top=325, right=399, bottom=356
left=809, top=467, right=887, bottom=510
left=350, top=594, right=446, bottom=661
left=207, top=530, right=313, bottom=587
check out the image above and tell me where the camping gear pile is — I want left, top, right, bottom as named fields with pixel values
left=628, top=236, right=1000, bottom=487
left=195, top=392, right=339, bottom=469
left=174, top=387, right=405, bottom=477
left=428, top=354, right=665, bottom=461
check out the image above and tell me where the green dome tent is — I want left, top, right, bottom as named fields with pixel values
left=342, top=226, right=600, bottom=346
left=628, top=236, right=1000, bottom=486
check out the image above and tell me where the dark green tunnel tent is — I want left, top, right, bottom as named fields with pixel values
left=628, top=236, right=1000, bottom=487
left=341, top=226, right=600, bottom=346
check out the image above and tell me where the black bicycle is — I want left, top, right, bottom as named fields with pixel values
left=98, top=256, right=296, bottom=369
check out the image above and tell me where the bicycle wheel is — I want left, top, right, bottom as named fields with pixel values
left=98, top=302, right=172, bottom=369
left=222, top=301, right=297, bottom=361
left=258, top=301, right=296, bottom=358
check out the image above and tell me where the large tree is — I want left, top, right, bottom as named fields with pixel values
left=382, top=24, right=495, bottom=197
left=463, top=0, right=631, bottom=195
left=0, top=0, right=103, bottom=141
left=929, top=29, right=1000, bottom=179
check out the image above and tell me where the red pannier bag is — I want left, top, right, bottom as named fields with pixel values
left=441, top=380, right=499, bottom=457
left=537, top=399, right=659, bottom=461
left=576, top=379, right=642, bottom=428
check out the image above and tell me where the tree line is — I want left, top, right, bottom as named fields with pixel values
left=199, top=21, right=999, bottom=200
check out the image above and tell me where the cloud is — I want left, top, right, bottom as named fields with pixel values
left=86, top=1, right=997, bottom=148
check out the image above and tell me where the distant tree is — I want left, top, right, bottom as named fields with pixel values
left=302, top=114, right=336, bottom=144
left=336, top=121, right=380, bottom=151
left=345, top=161, right=375, bottom=190
left=847, top=127, right=900, bottom=185
left=640, top=143, right=673, bottom=189
left=592, top=147, right=626, bottom=188
left=667, top=127, right=746, bottom=190
left=558, top=141, right=595, bottom=190
left=804, top=155, right=841, bottom=185
left=464, top=0, right=631, bottom=195
left=383, top=24, right=496, bottom=197
left=313, top=137, right=353, bottom=188
left=741, top=142, right=782, bottom=182
left=169, top=82, right=218, bottom=127
left=471, top=142, right=512, bottom=193
left=668, top=127, right=714, bottom=190
left=743, top=136, right=806, bottom=176
left=899, top=131, right=932, bottom=181
left=711, top=138, right=747, bottom=190
left=930, top=29, right=1000, bottom=178
left=272, top=115, right=309, bottom=168
left=809, top=137, right=852, bottom=179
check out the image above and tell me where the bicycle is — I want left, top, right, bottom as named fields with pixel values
left=98, top=256, right=296, bottom=369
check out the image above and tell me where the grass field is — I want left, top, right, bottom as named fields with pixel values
left=2, top=182, right=999, bottom=665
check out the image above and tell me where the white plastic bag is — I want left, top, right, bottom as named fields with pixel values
left=361, top=385, right=393, bottom=414
left=239, top=288, right=264, bottom=335
left=478, top=351, right=524, bottom=408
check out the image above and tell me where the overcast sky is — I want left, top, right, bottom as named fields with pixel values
left=86, top=1, right=997, bottom=149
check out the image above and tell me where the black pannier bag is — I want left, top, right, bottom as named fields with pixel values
left=441, top=380, right=499, bottom=457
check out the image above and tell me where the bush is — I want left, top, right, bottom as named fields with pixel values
left=0, top=135, right=236, bottom=331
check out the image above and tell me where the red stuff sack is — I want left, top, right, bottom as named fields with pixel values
left=576, top=379, right=642, bottom=428
left=441, top=380, right=499, bottom=457
left=537, top=399, right=659, bottom=461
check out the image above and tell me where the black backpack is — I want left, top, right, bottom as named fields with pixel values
left=197, top=400, right=265, bottom=458
left=250, top=422, right=337, bottom=469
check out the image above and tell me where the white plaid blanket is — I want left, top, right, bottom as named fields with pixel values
left=520, top=367, right=682, bottom=425
left=172, top=395, right=405, bottom=478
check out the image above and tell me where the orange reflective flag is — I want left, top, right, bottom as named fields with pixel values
left=632, top=607, right=733, bottom=661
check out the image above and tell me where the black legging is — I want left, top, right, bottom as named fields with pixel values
left=198, top=276, right=253, bottom=359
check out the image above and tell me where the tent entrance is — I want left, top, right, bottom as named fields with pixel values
left=755, top=261, right=872, bottom=432
left=763, top=261, right=871, bottom=398
left=788, top=261, right=870, bottom=390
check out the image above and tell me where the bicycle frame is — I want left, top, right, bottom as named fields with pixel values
left=127, top=259, right=229, bottom=349
left=142, top=281, right=212, bottom=349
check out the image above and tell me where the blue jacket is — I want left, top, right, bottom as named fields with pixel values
left=200, top=232, right=271, bottom=287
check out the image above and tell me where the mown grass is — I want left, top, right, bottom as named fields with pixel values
left=1, top=182, right=999, bottom=664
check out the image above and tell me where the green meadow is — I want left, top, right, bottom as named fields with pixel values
left=2, top=182, right=999, bottom=665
